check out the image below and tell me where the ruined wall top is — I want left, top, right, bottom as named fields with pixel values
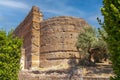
left=14, top=6, right=43, bottom=36
left=41, top=16, right=89, bottom=29
left=31, top=6, right=40, bottom=12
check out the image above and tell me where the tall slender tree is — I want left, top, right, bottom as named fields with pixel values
left=99, top=0, right=120, bottom=79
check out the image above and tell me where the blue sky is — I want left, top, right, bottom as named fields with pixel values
left=0, top=0, right=103, bottom=32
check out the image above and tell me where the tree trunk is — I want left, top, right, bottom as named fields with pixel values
left=88, top=49, right=92, bottom=62
left=87, top=44, right=92, bottom=62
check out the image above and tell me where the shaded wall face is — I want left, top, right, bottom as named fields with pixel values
left=40, top=17, right=89, bottom=68
left=14, top=20, right=32, bottom=69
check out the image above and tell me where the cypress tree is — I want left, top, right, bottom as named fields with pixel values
left=100, top=0, right=120, bottom=79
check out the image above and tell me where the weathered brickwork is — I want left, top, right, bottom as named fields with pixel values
left=40, top=16, right=89, bottom=68
left=14, top=6, right=43, bottom=69
left=14, top=6, right=89, bottom=69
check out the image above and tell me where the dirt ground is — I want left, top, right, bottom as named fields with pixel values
left=19, top=62, right=113, bottom=80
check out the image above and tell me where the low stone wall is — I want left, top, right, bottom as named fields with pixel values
left=19, top=70, right=110, bottom=80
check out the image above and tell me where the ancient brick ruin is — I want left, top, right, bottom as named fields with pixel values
left=14, top=6, right=90, bottom=70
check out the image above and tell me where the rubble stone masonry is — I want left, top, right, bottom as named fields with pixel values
left=14, top=6, right=89, bottom=70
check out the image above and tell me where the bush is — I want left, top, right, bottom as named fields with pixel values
left=0, top=30, right=22, bottom=80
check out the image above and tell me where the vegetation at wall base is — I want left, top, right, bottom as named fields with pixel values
left=0, top=30, right=22, bottom=80
left=99, top=0, right=120, bottom=79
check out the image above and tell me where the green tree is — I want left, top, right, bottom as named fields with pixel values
left=76, top=27, right=107, bottom=64
left=99, top=0, right=120, bottom=79
left=0, top=30, right=22, bottom=80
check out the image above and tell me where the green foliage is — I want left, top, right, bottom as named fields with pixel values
left=0, top=30, right=22, bottom=80
left=99, top=0, right=120, bottom=79
left=76, top=27, right=98, bottom=52
left=76, top=26, right=108, bottom=63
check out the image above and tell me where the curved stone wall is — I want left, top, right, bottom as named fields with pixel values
left=14, top=6, right=91, bottom=69
left=40, top=16, right=89, bottom=67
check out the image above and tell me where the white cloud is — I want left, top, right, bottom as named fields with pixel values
left=0, top=16, right=5, bottom=21
left=0, top=0, right=30, bottom=30
left=39, top=0, right=86, bottom=18
left=43, top=7, right=85, bottom=16
left=0, top=0, right=29, bottom=9
left=88, top=15, right=99, bottom=22
left=87, top=13, right=103, bottom=24
left=38, top=0, right=102, bottom=28
left=85, top=13, right=103, bottom=28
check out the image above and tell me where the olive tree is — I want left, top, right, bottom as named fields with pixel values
left=76, top=27, right=107, bottom=64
